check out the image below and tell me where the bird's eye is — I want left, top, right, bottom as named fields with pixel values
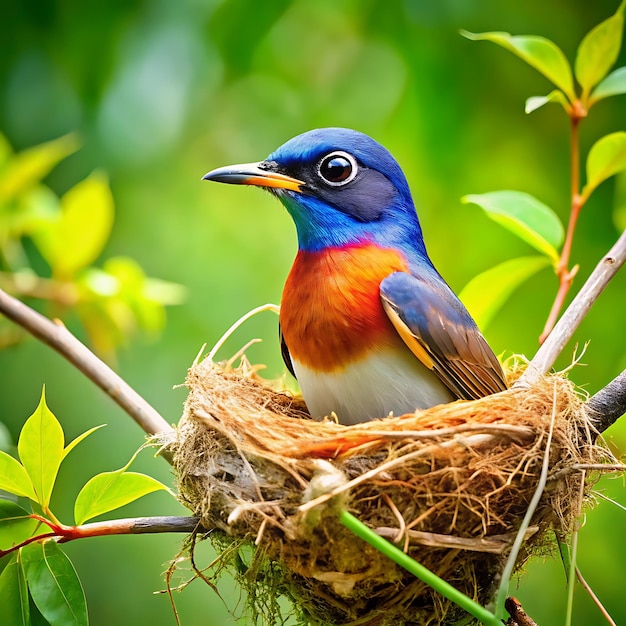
left=317, top=151, right=358, bottom=186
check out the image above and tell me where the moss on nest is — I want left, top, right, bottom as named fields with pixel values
left=170, top=356, right=615, bottom=625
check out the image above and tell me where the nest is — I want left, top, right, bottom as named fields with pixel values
left=170, top=356, right=615, bottom=626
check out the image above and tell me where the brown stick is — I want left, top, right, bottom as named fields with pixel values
left=585, top=369, right=626, bottom=433
left=516, top=229, right=626, bottom=388
left=0, top=287, right=173, bottom=436
left=0, top=516, right=206, bottom=558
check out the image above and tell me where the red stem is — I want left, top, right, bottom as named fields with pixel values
left=539, top=100, right=587, bottom=344
left=0, top=515, right=203, bottom=558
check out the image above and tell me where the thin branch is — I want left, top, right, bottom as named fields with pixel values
left=0, top=287, right=173, bottom=436
left=585, top=369, right=626, bottom=433
left=0, top=516, right=207, bottom=558
left=505, top=597, right=539, bottom=626
left=62, top=516, right=205, bottom=538
left=540, top=103, right=586, bottom=344
left=576, top=566, right=617, bottom=626
left=516, top=229, right=626, bottom=388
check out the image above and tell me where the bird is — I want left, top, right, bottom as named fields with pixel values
left=203, top=128, right=507, bottom=424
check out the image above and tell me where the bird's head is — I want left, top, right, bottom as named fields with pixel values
left=203, top=128, right=427, bottom=255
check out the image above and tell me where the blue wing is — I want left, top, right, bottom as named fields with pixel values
left=380, top=271, right=507, bottom=400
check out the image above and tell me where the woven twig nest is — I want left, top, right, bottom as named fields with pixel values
left=171, top=356, right=614, bottom=625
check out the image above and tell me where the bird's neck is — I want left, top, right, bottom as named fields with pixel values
left=280, top=242, right=409, bottom=372
left=278, top=191, right=428, bottom=255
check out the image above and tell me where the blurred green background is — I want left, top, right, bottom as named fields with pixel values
left=1, top=0, right=625, bottom=624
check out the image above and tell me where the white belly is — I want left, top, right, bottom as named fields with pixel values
left=292, top=347, right=455, bottom=425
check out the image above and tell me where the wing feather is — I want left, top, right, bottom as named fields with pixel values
left=380, top=271, right=507, bottom=400
left=279, top=323, right=296, bottom=379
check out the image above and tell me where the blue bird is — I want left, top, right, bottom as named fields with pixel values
left=203, top=128, right=507, bottom=424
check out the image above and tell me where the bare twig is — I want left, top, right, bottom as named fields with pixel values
left=505, top=597, right=539, bottom=626
left=517, top=229, right=626, bottom=388
left=0, top=516, right=207, bottom=558
left=62, top=516, right=205, bottom=538
left=576, top=566, right=617, bottom=626
left=374, top=526, right=538, bottom=554
left=0, top=287, right=173, bottom=436
left=585, top=369, right=626, bottom=433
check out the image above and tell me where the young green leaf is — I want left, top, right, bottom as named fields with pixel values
left=35, top=171, right=114, bottom=278
left=62, top=425, right=106, bottom=461
left=74, top=470, right=168, bottom=525
left=0, top=134, right=80, bottom=205
left=459, top=256, right=551, bottom=330
left=462, top=191, right=564, bottom=264
left=0, top=553, right=30, bottom=626
left=461, top=31, right=575, bottom=101
left=0, top=500, right=40, bottom=551
left=0, top=451, right=37, bottom=501
left=575, top=6, right=624, bottom=98
left=21, top=540, right=88, bottom=626
left=17, top=389, right=65, bottom=508
left=589, top=66, right=626, bottom=105
left=525, top=90, right=569, bottom=114
left=582, top=131, right=626, bottom=200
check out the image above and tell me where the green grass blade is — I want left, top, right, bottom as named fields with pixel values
left=339, top=511, right=502, bottom=626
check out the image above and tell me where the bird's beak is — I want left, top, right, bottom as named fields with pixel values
left=202, top=161, right=304, bottom=192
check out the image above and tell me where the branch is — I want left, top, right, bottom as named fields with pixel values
left=0, top=287, right=173, bottom=436
left=517, top=229, right=626, bottom=388
left=59, top=516, right=205, bottom=539
left=539, top=102, right=586, bottom=344
left=0, top=516, right=206, bottom=558
left=585, top=369, right=626, bottom=434
left=505, top=597, right=539, bottom=626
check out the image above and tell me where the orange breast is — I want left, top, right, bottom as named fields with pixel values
left=280, top=243, right=409, bottom=372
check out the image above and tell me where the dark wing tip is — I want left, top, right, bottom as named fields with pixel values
left=279, top=323, right=296, bottom=379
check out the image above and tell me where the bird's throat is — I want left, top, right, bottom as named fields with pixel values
left=280, top=243, right=409, bottom=372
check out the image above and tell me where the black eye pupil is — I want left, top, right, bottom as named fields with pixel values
left=320, top=155, right=352, bottom=183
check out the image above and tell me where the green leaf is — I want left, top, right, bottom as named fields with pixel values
left=21, top=540, right=88, bottom=626
left=461, top=31, right=575, bottom=101
left=525, top=90, right=569, bottom=114
left=462, top=191, right=564, bottom=263
left=575, top=6, right=624, bottom=97
left=0, top=553, right=30, bottom=626
left=17, top=389, right=65, bottom=508
left=459, top=257, right=551, bottom=330
left=0, top=500, right=40, bottom=551
left=144, top=277, right=188, bottom=306
left=613, top=171, right=626, bottom=231
left=35, top=171, right=114, bottom=278
left=74, top=471, right=167, bottom=525
left=589, top=66, right=626, bottom=105
left=29, top=597, right=53, bottom=626
left=8, top=184, right=61, bottom=239
left=0, top=451, right=37, bottom=500
left=62, top=425, right=106, bottom=461
left=0, top=134, right=79, bottom=205
left=582, top=132, right=626, bottom=200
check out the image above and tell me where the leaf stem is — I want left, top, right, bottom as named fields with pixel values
left=540, top=101, right=587, bottom=343
left=517, top=228, right=626, bottom=387
left=338, top=510, right=503, bottom=626
left=0, top=516, right=205, bottom=558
